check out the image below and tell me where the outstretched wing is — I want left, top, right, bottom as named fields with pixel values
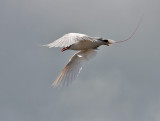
left=52, top=49, right=97, bottom=87
left=42, top=33, right=100, bottom=48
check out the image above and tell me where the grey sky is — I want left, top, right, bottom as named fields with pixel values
left=0, top=0, right=160, bottom=121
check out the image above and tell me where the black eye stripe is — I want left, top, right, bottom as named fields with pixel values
left=103, top=40, right=108, bottom=43
left=98, top=38, right=108, bottom=43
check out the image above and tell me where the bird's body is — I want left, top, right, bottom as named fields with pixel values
left=69, top=39, right=103, bottom=50
left=43, top=33, right=115, bottom=87
left=66, top=33, right=106, bottom=50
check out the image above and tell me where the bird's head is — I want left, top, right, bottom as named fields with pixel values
left=104, top=39, right=116, bottom=46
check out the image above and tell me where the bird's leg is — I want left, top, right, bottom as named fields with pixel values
left=61, top=46, right=70, bottom=52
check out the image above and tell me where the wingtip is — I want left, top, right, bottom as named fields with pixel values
left=51, top=81, right=58, bottom=88
left=51, top=81, right=64, bottom=88
left=39, top=44, right=53, bottom=48
left=51, top=77, right=63, bottom=88
left=38, top=44, right=47, bottom=47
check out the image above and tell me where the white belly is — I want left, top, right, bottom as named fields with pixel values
left=70, top=40, right=105, bottom=50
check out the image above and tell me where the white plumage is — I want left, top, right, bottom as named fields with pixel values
left=43, top=33, right=100, bottom=48
left=52, top=49, right=97, bottom=87
left=43, top=33, right=115, bottom=87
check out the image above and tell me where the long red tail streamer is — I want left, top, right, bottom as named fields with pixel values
left=115, top=16, right=143, bottom=43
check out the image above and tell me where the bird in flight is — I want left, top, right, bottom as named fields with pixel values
left=42, top=18, right=142, bottom=87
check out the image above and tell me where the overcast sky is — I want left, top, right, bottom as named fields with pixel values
left=0, top=0, right=160, bottom=121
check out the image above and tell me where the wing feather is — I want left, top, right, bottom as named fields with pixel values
left=52, top=49, right=97, bottom=87
left=42, top=33, right=100, bottom=48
